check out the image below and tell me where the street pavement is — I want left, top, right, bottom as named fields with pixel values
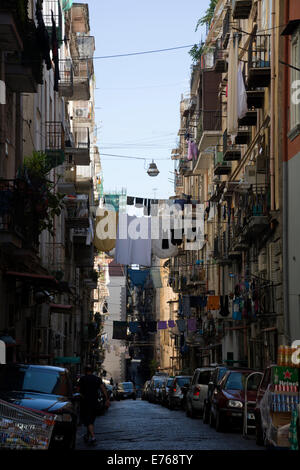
left=76, top=398, right=262, bottom=450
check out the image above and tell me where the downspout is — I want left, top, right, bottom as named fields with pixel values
left=283, top=0, right=291, bottom=343
left=270, top=0, right=276, bottom=211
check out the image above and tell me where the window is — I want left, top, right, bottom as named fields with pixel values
left=198, top=370, right=212, bottom=385
left=290, top=27, right=300, bottom=133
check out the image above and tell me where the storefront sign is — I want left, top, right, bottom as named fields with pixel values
left=274, top=366, right=299, bottom=384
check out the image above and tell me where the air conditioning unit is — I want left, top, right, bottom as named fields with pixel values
left=244, top=166, right=266, bottom=186
left=75, top=107, right=88, bottom=118
left=258, top=249, right=267, bottom=272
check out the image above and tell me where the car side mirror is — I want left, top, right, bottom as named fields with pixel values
left=72, top=392, right=81, bottom=401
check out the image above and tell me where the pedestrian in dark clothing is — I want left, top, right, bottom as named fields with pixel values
left=78, top=365, right=110, bottom=445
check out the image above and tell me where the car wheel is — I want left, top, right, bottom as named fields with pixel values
left=215, top=410, right=225, bottom=433
left=209, top=409, right=216, bottom=428
left=203, top=402, right=210, bottom=424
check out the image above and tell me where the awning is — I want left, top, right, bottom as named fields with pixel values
left=225, top=326, right=249, bottom=331
left=54, top=357, right=81, bottom=364
left=281, top=20, right=300, bottom=36
left=6, top=271, right=59, bottom=288
left=49, top=304, right=73, bottom=313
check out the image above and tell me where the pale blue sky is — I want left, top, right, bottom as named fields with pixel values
left=86, top=0, right=209, bottom=199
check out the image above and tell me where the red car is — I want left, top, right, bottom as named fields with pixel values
left=210, top=368, right=262, bottom=432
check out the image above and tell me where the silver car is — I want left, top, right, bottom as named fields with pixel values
left=167, top=376, right=191, bottom=410
left=186, top=368, right=214, bottom=418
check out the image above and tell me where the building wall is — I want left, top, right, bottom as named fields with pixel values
left=102, top=273, right=126, bottom=383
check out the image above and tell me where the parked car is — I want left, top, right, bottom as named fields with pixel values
left=160, top=377, right=174, bottom=406
left=142, top=380, right=150, bottom=400
left=116, top=382, right=136, bottom=400
left=148, top=376, right=167, bottom=403
left=202, top=365, right=228, bottom=424
left=167, top=376, right=192, bottom=410
left=105, top=384, right=114, bottom=401
left=210, top=368, right=261, bottom=432
left=186, top=367, right=214, bottom=418
left=0, top=364, right=78, bottom=449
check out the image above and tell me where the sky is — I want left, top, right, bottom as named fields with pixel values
left=86, top=0, right=209, bottom=200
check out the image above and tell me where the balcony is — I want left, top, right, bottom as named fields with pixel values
left=75, top=245, right=94, bottom=268
left=76, top=36, right=95, bottom=74
left=214, top=45, right=228, bottom=73
left=235, top=127, right=251, bottom=145
left=0, top=11, right=23, bottom=52
left=64, top=194, right=90, bottom=229
left=57, top=163, right=76, bottom=196
left=235, top=187, right=270, bottom=240
left=195, top=110, right=222, bottom=171
left=238, top=110, right=257, bottom=127
left=222, top=7, right=231, bottom=49
left=214, top=152, right=231, bottom=176
left=65, top=127, right=90, bottom=166
left=70, top=59, right=90, bottom=101
left=42, top=0, right=63, bottom=45
left=0, top=179, right=39, bottom=249
left=247, top=34, right=271, bottom=88
left=232, top=0, right=253, bottom=20
left=58, top=60, right=73, bottom=98
left=175, top=174, right=184, bottom=194
left=45, top=122, right=65, bottom=169
left=247, top=90, right=265, bottom=109
left=72, top=224, right=93, bottom=245
left=71, top=3, right=89, bottom=34
left=223, top=129, right=242, bottom=161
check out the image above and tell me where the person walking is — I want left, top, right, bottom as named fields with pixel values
left=78, top=365, right=110, bottom=445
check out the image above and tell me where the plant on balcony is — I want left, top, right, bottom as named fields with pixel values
left=18, top=151, right=65, bottom=237
left=195, top=0, right=218, bottom=30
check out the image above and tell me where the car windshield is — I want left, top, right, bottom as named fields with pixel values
left=217, top=368, right=228, bottom=382
left=154, top=379, right=164, bottom=386
left=167, top=379, right=174, bottom=386
left=224, top=372, right=260, bottom=391
left=0, top=366, right=68, bottom=396
left=176, top=378, right=190, bottom=387
left=122, top=383, right=133, bottom=390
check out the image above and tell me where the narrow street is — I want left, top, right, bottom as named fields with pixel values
left=76, top=399, right=261, bottom=451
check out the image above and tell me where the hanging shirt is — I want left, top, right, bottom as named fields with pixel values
left=158, top=321, right=167, bottom=330
left=176, top=319, right=186, bottom=333
left=115, top=214, right=152, bottom=267
left=207, top=295, right=221, bottom=310
left=168, top=320, right=176, bottom=328
left=187, top=318, right=197, bottom=332
left=128, top=268, right=150, bottom=286
left=129, top=322, right=140, bottom=334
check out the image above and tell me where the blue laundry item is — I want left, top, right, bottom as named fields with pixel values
left=129, top=322, right=140, bottom=334
left=158, top=321, right=167, bottom=330
left=128, top=268, right=150, bottom=286
left=168, top=320, right=176, bottom=328
left=176, top=319, right=186, bottom=332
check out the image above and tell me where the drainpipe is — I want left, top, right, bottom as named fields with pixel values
left=270, top=1, right=276, bottom=212
left=283, top=0, right=291, bottom=343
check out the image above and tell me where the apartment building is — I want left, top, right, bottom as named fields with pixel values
left=168, top=0, right=295, bottom=371
left=0, top=1, right=105, bottom=373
